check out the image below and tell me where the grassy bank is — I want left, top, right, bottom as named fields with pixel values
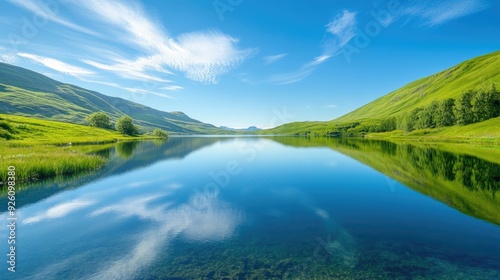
left=0, top=114, right=155, bottom=184
left=366, top=117, right=500, bottom=144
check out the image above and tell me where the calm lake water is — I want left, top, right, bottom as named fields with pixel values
left=1, top=137, right=500, bottom=279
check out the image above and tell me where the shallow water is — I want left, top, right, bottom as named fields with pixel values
left=1, top=137, right=499, bottom=279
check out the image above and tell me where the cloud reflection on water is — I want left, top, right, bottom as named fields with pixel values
left=85, top=181, right=243, bottom=279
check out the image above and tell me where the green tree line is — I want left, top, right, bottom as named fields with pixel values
left=396, top=85, right=499, bottom=132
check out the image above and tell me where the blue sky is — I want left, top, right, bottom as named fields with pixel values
left=0, top=0, right=499, bottom=128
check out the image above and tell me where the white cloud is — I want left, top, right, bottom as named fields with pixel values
left=264, top=53, right=288, bottom=64
left=326, top=10, right=357, bottom=44
left=0, top=53, right=17, bottom=64
left=270, top=10, right=357, bottom=85
left=18, top=53, right=94, bottom=77
left=122, top=87, right=175, bottom=100
left=81, top=59, right=171, bottom=83
left=269, top=64, right=316, bottom=85
left=325, top=104, right=337, bottom=109
left=7, top=0, right=98, bottom=36
left=6, top=0, right=252, bottom=89
left=160, top=85, right=184, bottom=91
left=74, top=0, right=253, bottom=84
left=88, top=192, right=243, bottom=279
left=324, top=10, right=358, bottom=56
left=23, top=199, right=95, bottom=224
left=403, top=0, right=490, bottom=26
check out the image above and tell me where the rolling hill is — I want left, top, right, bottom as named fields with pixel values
left=0, top=63, right=226, bottom=134
left=337, top=50, right=500, bottom=121
left=262, top=50, right=500, bottom=137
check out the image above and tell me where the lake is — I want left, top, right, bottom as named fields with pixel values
left=1, top=137, right=500, bottom=279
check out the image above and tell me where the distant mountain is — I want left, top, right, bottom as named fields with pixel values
left=262, top=50, right=500, bottom=135
left=220, top=125, right=261, bottom=132
left=0, top=63, right=226, bottom=134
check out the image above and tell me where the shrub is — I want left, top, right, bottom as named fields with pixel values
left=153, top=128, right=168, bottom=138
left=85, top=112, right=111, bottom=129
left=115, top=116, right=137, bottom=136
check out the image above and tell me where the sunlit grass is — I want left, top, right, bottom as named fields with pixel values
left=367, top=117, right=500, bottom=144
left=0, top=114, right=157, bottom=185
left=0, top=144, right=105, bottom=184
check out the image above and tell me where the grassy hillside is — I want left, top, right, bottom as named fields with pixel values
left=262, top=51, right=500, bottom=139
left=368, top=117, right=500, bottom=143
left=0, top=114, right=149, bottom=184
left=0, top=63, right=226, bottom=134
left=338, top=51, right=500, bottom=121
left=0, top=114, right=140, bottom=144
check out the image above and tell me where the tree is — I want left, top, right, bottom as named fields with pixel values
left=153, top=128, right=168, bottom=138
left=85, top=112, right=110, bottom=129
left=412, top=107, right=426, bottom=130
left=472, top=90, right=494, bottom=122
left=454, top=91, right=475, bottom=125
left=115, top=116, right=137, bottom=135
left=380, top=117, right=396, bottom=132
left=436, top=98, right=456, bottom=127
left=421, top=101, right=439, bottom=129
left=491, top=83, right=500, bottom=117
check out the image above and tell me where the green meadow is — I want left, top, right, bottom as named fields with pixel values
left=0, top=114, right=153, bottom=185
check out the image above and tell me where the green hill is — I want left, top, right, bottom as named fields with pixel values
left=0, top=63, right=225, bottom=134
left=262, top=50, right=500, bottom=138
left=337, top=50, right=500, bottom=121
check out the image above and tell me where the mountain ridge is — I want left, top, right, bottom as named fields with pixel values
left=0, top=62, right=226, bottom=134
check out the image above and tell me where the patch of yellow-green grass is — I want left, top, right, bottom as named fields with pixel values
left=0, top=113, right=144, bottom=144
left=337, top=51, right=500, bottom=121
left=0, top=143, right=106, bottom=184
left=367, top=117, right=500, bottom=144
left=0, top=114, right=159, bottom=185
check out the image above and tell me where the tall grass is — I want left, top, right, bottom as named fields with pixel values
left=0, top=144, right=105, bottom=184
left=0, top=114, right=165, bottom=187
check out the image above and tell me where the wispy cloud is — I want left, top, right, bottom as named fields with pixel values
left=18, top=53, right=94, bottom=78
left=324, top=10, right=358, bottom=56
left=270, top=10, right=357, bottom=85
left=7, top=0, right=98, bottom=36
left=264, top=53, right=288, bottom=64
left=402, top=0, right=490, bottom=27
left=269, top=69, right=314, bottom=85
left=5, top=0, right=253, bottom=91
left=122, top=87, right=175, bottom=100
left=74, top=0, right=253, bottom=84
left=88, top=192, right=243, bottom=279
left=0, top=53, right=17, bottom=64
left=81, top=58, right=172, bottom=83
left=325, top=104, right=337, bottom=109
left=23, top=199, right=95, bottom=224
left=160, top=85, right=184, bottom=91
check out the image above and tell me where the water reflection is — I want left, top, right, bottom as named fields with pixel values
left=115, top=141, right=139, bottom=159
left=0, top=137, right=498, bottom=279
left=269, top=137, right=500, bottom=225
left=87, top=190, right=243, bottom=280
